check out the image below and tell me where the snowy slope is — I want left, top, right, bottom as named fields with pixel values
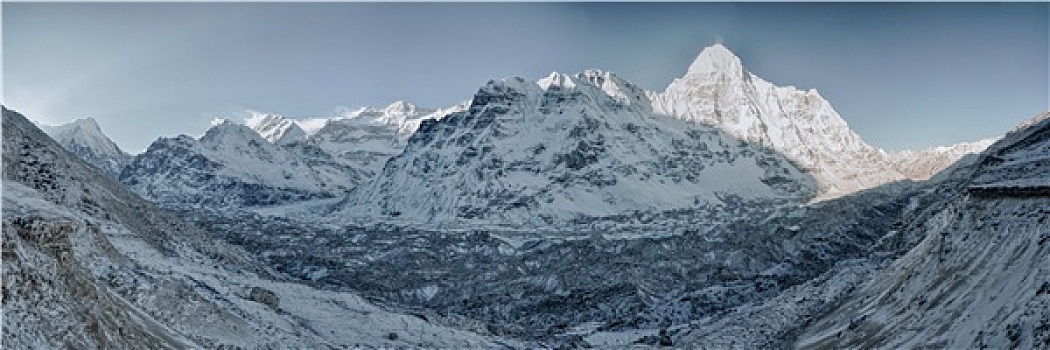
left=338, top=45, right=907, bottom=227
left=652, top=112, right=1048, bottom=348
left=792, top=112, right=1050, bottom=348
left=39, top=117, right=133, bottom=179
left=652, top=44, right=905, bottom=198
left=244, top=111, right=307, bottom=145
left=122, top=101, right=462, bottom=209
left=2, top=106, right=513, bottom=348
left=308, top=101, right=467, bottom=177
left=340, top=70, right=817, bottom=227
left=121, top=120, right=365, bottom=207
left=890, top=138, right=997, bottom=180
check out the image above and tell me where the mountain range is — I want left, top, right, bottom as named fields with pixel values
left=46, top=44, right=992, bottom=228
left=12, top=43, right=1043, bottom=348
left=4, top=107, right=511, bottom=348
left=39, top=118, right=133, bottom=179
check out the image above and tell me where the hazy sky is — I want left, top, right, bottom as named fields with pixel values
left=3, top=3, right=1047, bottom=153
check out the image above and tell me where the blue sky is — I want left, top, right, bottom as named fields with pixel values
left=3, top=3, right=1047, bottom=153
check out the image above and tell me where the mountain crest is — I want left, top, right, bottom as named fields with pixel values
left=244, top=112, right=307, bottom=144
left=686, top=43, right=745, bottom=77
left=38, top=117, right=131, bottom=179
left=201, top=119, right=269, bottom=146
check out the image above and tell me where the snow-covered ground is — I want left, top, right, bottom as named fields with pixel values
left=793, top=112, right=1050, bottom=348
left=3, top=107, right=515, bottom=348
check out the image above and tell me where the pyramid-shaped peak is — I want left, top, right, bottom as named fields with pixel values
left=201, top=119, right=264, bottom=144
left=686, top=43, right=744, bottom=76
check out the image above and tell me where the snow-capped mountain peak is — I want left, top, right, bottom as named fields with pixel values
left=38, top=117, right=132, bottom=179
left=40, top=117, right=119, bottom=154
left=382, top=100, right=419, bottom=116
left=244, top=112, right=307, bottom=145
left=52, top=116, right=102, bottom=134
left=685, top=43, right=745, bottom=77
left=537, top=71, right=577, bottom=90
left=654, top=44, right=905, bottom=198
left=536, top=69, right=648, bottom=108
left=201, top=119, right=269, bottom=146
left=890, top=137, right=999, bottom=180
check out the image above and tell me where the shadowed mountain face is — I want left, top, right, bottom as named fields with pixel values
left=119, top=101, right=462, bottom=209
left=794, top=112, right=1050, bottom=348
left=120, top=120, right=369, bottom=207
left=656, top=112, right=1049, bottom=348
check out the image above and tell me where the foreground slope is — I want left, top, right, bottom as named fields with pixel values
left=2, top=107, right=508, bottom=348
left=794, top=112, right=1050, bottom=348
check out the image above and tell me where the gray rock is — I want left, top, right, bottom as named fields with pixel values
left=249, top=287, right=280, bottom=310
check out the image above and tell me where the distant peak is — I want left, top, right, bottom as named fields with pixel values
left=71, top=117, right=101, bottom=128
left=686, top=43, right=744, bottom=76
left=201, top=119, right=264, bottom=145
left=244, top=111, right=281, bottom=127
left=537, top=71, right=576, bottom=90
left=384, top=100, right=419, bottom=114
left=210, top=117, right=231, bottom=126
left=39, top=117, right=109, bottom=140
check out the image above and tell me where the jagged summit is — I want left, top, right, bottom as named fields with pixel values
left=537, top=71, right=577, bottom=90
left=244, top=112, right=306, bottom=145
left=201, top=119, right=267, bottom=146
left=686, top=43, right=745, bottom=76
left=382, top=100, right=419, bottom=115
left=537, top=70, right=644, bottom=102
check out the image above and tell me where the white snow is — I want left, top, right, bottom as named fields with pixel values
left=340, top=67, right=817, bottom=228
left=652, top=44, right=906, bottom=198
left=890, top=137, right=998, bottom=180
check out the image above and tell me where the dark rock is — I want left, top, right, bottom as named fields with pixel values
left=249, top=287, right=280, bottom=310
